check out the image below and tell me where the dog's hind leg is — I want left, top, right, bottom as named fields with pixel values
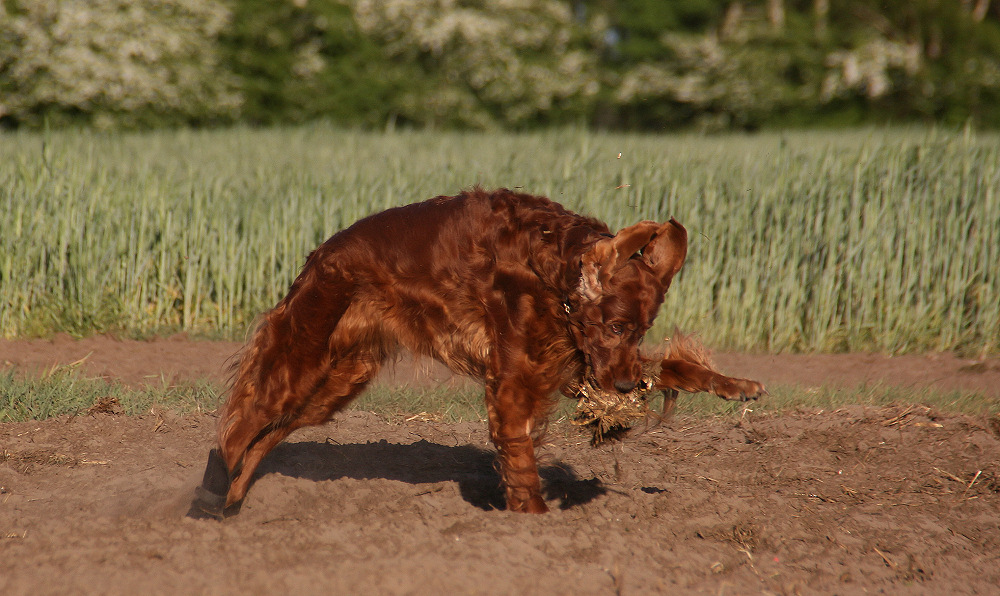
left=192, top=358, right=388, bottom=520
left=189, top=259, right=386, bottom=518
left=220, top=356, right=380, bottom=508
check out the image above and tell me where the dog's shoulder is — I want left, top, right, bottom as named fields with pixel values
left=446, top=188, right=610, bottom=291
left=457, top=187, right=609, bottom=236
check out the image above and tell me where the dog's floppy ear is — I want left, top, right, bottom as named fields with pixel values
left=641, top=218, right=687, bottom=288
left=579, top=239, right=614, bottom=301
left=610, top=221, right=662, bottom=270
left=579, top=221, right=661, bottom=301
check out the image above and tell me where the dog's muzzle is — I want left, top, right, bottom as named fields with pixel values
left=614, top=379, right=638, bottom=394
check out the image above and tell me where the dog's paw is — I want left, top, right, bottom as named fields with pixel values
left=506, top=491, right=549, bottom=514
left=186, top=486, right=227, bottom=520
left=713, top=377, right=767, bottom=402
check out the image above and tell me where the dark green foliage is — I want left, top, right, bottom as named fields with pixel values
left=606, top=0, right=723, bottom=62
left=221, top=0, right=414, bottom=126
left=1, top=0, right=999, bottom=129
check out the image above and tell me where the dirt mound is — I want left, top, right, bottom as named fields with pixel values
left=2, top=337, right=999, bottom=594
left=2, top=405, right=998, bottom=594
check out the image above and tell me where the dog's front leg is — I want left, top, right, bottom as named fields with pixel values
left=485, top=379, right=549, bottom=514
left=655, top=359, right=766, bottom=401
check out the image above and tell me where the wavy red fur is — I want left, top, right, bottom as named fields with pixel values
left=195, top=187, right=736, bottom=516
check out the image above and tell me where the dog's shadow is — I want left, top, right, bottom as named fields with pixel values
left=254, top=439, right=605, bottom=511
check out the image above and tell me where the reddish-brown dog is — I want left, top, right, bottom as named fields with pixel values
left=190, top=188, right=764, bottom=518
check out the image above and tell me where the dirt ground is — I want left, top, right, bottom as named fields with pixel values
left=2, top=337, right=999, bottom=595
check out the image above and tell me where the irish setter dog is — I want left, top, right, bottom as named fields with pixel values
left=190, top=188, right=764, bottom=518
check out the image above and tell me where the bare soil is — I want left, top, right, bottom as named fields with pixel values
left=2, top=337, right=999, bottom=595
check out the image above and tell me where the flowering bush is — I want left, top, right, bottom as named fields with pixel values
left=349, top=0, right=601, bottom=127
left=821, top=39, right=922, bottom=101
left=0, top=0, right=998, bottom=129
left=0, top=0, right=241, bottom=127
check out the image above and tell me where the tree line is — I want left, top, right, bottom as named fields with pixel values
left=1, top=0, right=998, bottom=130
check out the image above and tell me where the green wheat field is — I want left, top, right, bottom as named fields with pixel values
left=2, top=125, right=998, bottom=421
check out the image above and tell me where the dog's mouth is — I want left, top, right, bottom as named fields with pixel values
left=584, top=373, right=654, bottom=395
left=569, top=363, right=660, bottom=444
left=582, top=362, right=656, bottom=396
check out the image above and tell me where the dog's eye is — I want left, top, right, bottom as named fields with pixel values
left=610, top=323, right=624, bottom=335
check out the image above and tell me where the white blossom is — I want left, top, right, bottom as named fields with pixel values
left=0, top=0, right=241, bottom=125
left=348, top=0, right=599, bottom=126
left=821, top=39, right=922, bottom=100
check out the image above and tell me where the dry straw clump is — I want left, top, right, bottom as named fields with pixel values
left=569, top=359, right=662, bottom=445
left=569, top=334, right=718, bottom=444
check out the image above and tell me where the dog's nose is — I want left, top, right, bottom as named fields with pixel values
left=614, top=379, right=638, bottom=394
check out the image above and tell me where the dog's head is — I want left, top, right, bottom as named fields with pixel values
left=568, top=219, right=687, bottom=394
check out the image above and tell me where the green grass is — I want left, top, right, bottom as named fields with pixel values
left=1, top=369, right=994, bottom=424
left=2, top=125, right=999, bottom=354
left=648, top=383, right=1000, bottom=418
left=353, top=378, right=1000, bottom=422
left=0, top=369, right=220, bottom=422
left=353, top=385, right=490, bottom=423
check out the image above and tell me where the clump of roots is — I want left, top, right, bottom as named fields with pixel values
left=569, top=332, right=714, bottom=445
left=569, top=359, right=661, bottom=445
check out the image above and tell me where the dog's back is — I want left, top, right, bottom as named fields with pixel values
left=299, top=188, right=609, bottom=377
left=319, top=188, right=608, bottom=289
